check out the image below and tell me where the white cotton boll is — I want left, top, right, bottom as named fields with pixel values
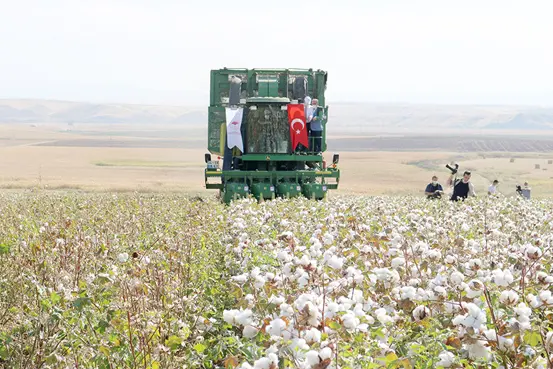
left=236, top=309, right=253, bottom=326
left=539, top=290, right=553, bottom=305
left=243, top=325, right=258, bottom=338
left=223, top=309, right=238, bottom=325
left=342, top=312, right=359, bottom=330
left=267, top=353, right=278, bottom=366
left=493, top=269, right=514, bottom=287
left=277, top=250, right=291, bottom=262
left=298, top=273, right=310, bottom=287
left=280, top=303, right=294, bottom=317
left=515, top=302, right=532, bottom=319
left=499, top=290, right=519, bottom=305
left=303, top=301, right=320, bottom=327
left=424, top=249, right=441, bottom=261
left=304, top=328, right=321, bottom=343
left=319, top=347, right=332, bottom=360
left=445, top=255, right=456, bottom=265
left=391, top=257, right=405, bottom=269
left=254, top=276, right=266, bottom=289
left=537, top=272, right=553, bottom=284
left=453, top=303, right=487, bottom=330
left=434, top=286, right=447, bottom=297
left=323, top=233, right=334, bottom=245
left=289, top=338, right=309, bottom=352
left=528, top=294, right=540, bottom=308
left=375, top=308, right=393, bottom=325
left=400, top=286, right=417, bottom=300
left=467, top=259, right=482, bottom=270
left=466, top=340, right=491, bottom=361
left=231, top=274, right=248, bottom=283
left=450, top=271, right=465, bottom=286
left=436, top=350, right=455, bottom=367
left=267, top=318, right=287, bottom=338
left=117, top=252, right=129, bottom=263
left=306, top=350, right=320, bottom=366
left=524, top=244, right=542, bottom=260
left=465, top=283, right=483, bottom=298
left=326, top=302, right=340, bottom=318
left=353, top=303, right=365, bottom=317
left=268, top=295, right=285, bottom=305
left=253, top=358, right=270, bottom=369
left=327, top=255, right=344, bottom=270
left=412, top=305, right=430, bottom=321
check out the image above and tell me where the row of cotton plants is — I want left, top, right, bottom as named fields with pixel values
left=220, top=196, right=553, bottom=369
left=1, top=193, right=553, bottom=368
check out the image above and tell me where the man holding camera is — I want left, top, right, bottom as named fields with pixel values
left=425, top=175, right=444, bottom=199
left=447, top=169, right=476, bottom=201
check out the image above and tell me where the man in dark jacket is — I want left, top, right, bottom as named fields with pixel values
left=447, top=171, right=476, bottom=201
left=425, top=175, right=444, bottom=199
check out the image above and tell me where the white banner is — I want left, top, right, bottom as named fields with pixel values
left=225, top=107, right=244, bottom=152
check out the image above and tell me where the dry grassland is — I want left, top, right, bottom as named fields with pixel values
left=1, top=124, right=552, bottom=198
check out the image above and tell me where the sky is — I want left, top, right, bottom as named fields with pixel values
left=0, top=0, right=552, bottom=106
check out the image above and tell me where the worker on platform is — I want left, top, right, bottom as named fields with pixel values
left=309, top=98, right=323, bottom=154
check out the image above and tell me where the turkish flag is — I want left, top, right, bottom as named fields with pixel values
left=287, top=104, right=309, bottom=151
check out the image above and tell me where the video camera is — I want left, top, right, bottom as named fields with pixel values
left=445, top=163, right=459, bottom=175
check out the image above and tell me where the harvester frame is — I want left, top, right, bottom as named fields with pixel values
left=204, top=68, right=340, bottom=203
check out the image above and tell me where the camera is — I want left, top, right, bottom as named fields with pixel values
left=446, top=163, right=459, bottom=175
left=516, top=185, right=522, bottom=195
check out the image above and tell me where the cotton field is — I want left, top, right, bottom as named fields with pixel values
left=1, top=193, right=553, bottom=369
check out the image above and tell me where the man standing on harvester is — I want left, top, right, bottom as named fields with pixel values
left=446, top=164, right=476, bottom=201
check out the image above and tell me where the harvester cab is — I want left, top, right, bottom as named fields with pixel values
left=204, top=68, right=340, bottom=203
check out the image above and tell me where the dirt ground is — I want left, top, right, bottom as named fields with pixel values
left=1, top=124, right=552, bottom=198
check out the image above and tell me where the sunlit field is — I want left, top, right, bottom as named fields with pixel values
left=1, top=193, right=553, bottom=368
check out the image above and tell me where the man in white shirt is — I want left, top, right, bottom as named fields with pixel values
left=488, top=180, right=499, bottom=195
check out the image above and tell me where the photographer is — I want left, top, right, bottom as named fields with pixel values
left=516, top=182, right=531, bottom=199
left=447, top=169, right=476, bottom=201
left=424, top=175, right=444, bottom=199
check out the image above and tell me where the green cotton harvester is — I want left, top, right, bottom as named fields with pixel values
left=204, top=68, right=340, bottom=203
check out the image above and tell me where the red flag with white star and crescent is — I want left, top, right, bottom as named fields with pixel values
left=287, top=104, right=308, bottom=151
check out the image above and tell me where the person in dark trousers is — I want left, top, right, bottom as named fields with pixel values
left=424, top=175, right=444, bottom=199
left=309, top=98, right=323, bottom=153
left=447, top=170, right=476, bottom=201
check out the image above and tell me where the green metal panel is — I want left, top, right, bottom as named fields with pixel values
left=208, top=106, right=225, bottom=155
left=241, top=154, right=322, bottom=162
left=251, top=183, right=276, bottom=200
left=223, top=182, right=250, bottom=203
left=277, top=183, right=302, bottom=198
left=302, top=183, right=328, bottom=200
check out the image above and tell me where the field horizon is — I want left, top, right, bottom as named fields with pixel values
left=1, top=109, right=553, bottom=198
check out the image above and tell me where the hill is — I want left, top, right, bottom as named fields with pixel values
left=1, top=99, right=553, bottom=130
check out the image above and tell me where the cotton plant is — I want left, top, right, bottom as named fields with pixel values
left=3, top=194, right=553, bottom=368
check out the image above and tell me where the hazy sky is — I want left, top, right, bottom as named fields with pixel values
left=1, top=0, right=552, bottom=106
